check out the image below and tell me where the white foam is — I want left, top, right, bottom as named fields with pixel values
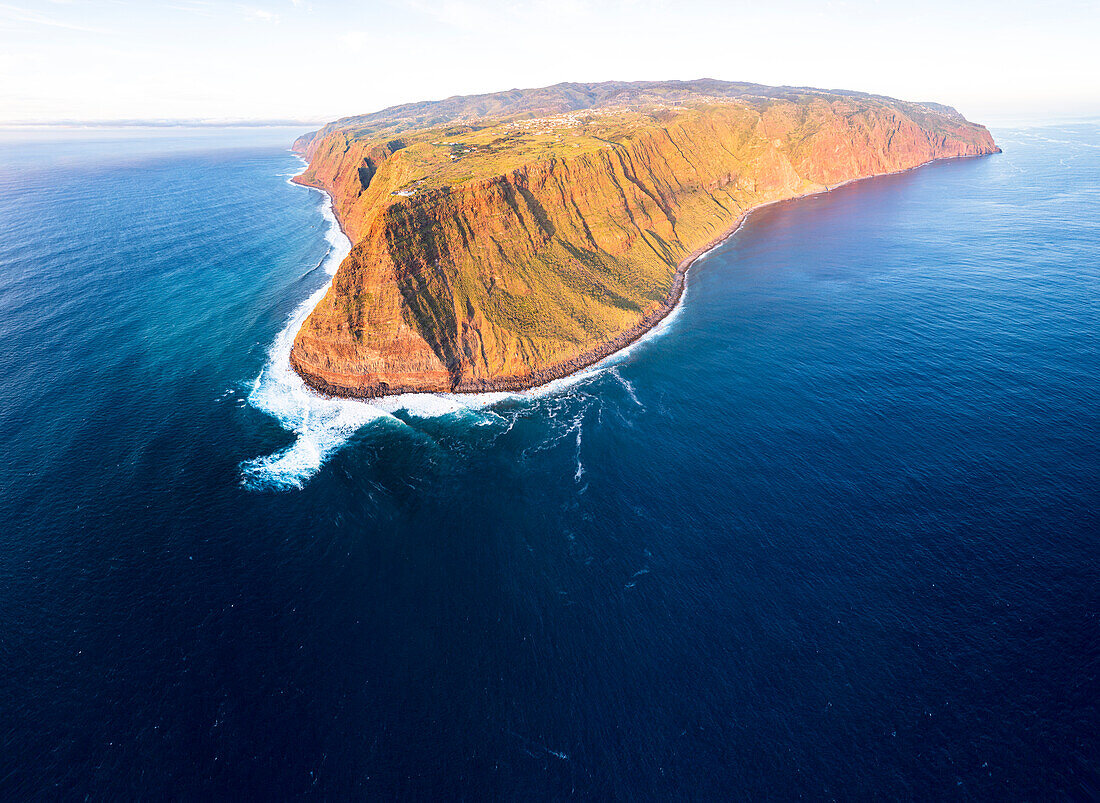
left=610, top=367, right=642, bottom=408
left=573, top=424, right=585, bottom=482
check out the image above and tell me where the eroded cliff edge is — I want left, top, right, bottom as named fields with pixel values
left=288, top=80, right=999, bottom=397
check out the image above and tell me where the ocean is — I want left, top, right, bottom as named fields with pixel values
left=0, top=123, right=1096, bottom=797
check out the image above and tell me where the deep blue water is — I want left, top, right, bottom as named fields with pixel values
left=0, top=124, right=1097, bottom=798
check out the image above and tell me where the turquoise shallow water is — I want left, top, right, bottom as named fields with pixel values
left=0, top=124, right=1097, bottom=797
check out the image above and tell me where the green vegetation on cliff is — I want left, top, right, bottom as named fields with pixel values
left=289, top=80, right=999, bottom=397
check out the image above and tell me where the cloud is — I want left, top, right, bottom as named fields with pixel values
left=0, top=2, right=114, bottom=33
left=246, top=7, right=280, bottom=23
left=166, top=2, right=282, bottom=23
left=338, top=30, right=369, bottom=52
left=165, top=2, right=218, bottom=17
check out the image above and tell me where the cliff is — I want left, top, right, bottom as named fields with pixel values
left=288, top=80, right=999, bottom=397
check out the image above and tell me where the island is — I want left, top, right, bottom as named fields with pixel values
left=288, top=79, right=999, bottom=397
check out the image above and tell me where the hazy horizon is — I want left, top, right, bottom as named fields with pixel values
left=1, top=92, right=1097, bottom=134
left=2, top=1, right=1097, bottom=127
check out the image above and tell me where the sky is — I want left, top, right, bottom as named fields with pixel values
left=2, top=0, right=1097, bottom=126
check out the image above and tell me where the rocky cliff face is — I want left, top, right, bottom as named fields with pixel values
left=288, top=81, right=998, bottom=397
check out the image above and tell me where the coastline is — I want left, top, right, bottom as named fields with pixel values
left=290, top=173, right=353, bottom=244
left=239, top=152, right=376, bottom=490
left=290, top=150, right=999, bottom=399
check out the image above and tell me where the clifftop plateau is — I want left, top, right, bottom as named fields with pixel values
left=288, top=80, right=999, bottom=397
